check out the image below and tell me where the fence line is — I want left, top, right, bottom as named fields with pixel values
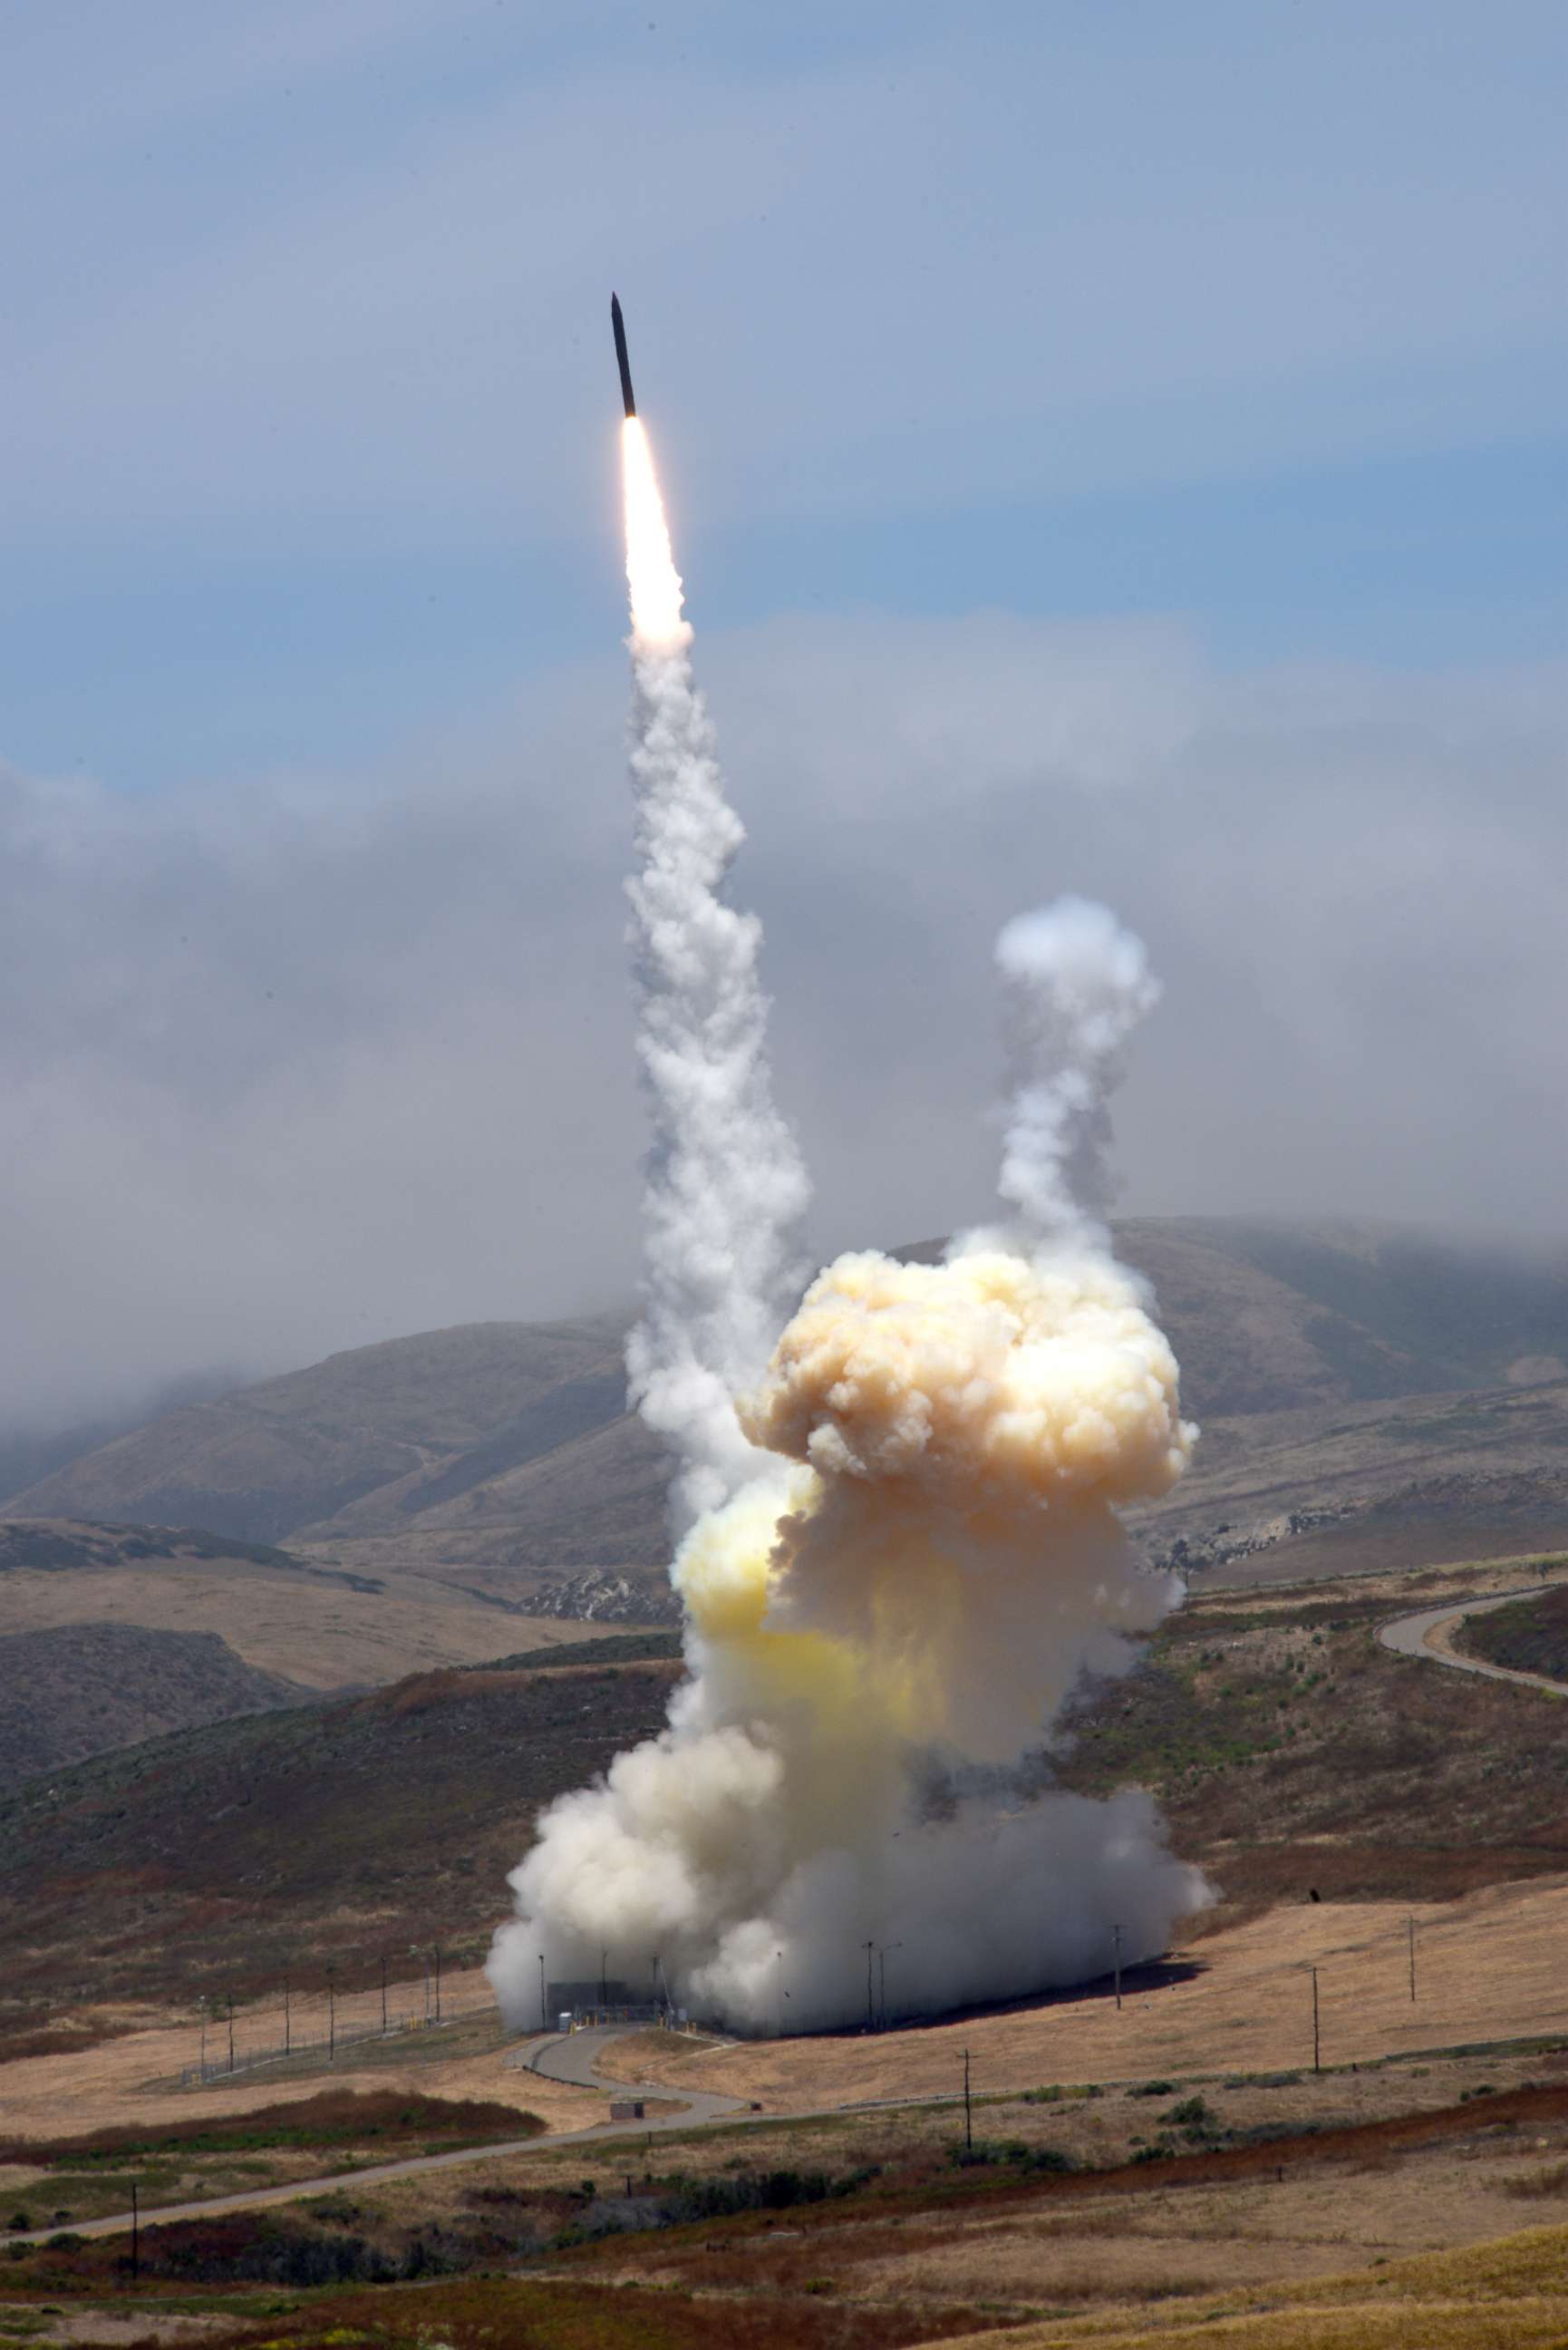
left=180, top=1997, right=498, bottom=2088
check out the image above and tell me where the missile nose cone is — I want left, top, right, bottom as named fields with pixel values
left=611, top=290, right=636, bottom=418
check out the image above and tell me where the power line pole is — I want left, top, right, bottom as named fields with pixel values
left=283, top=1976, right=291, bottom=2057
left=1408, top=1915, right=1417, bottom=2004
left=538, top=1952, right=547, bottom=2034
left=1112, top=1923, right=1124, bottom=2012
left=327, top=1963, right=338, bottom=2064
left=198, top=1999, right=208, bottom=2081
left=600, top=1947, right=608, bottom=2010
left=776, top=1949, right=784, bottom=2039
left=431, top=1946, right=442, bottom=2025
left=227, top=1993, right=235, bottom=2075
left=963, top=2047, right=973, bottom=2152
left=1311, top=1966, right=1321, bottom=2074
left=380, top=1953, right=388, bottom=2034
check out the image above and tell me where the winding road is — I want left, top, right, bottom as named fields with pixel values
left=11, top=2028, right=778, bottom=2249
left=509, top=2020, right=750, bottom=2127
left=1377, top=1583, right=1568, bottom=1698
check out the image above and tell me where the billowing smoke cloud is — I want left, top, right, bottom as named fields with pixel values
left=487, top=424, right=1205, bottom=2031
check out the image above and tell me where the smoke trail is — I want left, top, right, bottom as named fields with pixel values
left=987, top=896, right=1159, bottom=1254
left=617, top=418, right=810, bottom=1529
left=487, top=426, right=1204, bottom=2035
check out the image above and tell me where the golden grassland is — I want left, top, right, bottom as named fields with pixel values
left=598, top=1874, right=1568, bottom=2109
left=942, top=2221, right=1568, bottom=2347
left=0, top=1559, right=595, bottom=1691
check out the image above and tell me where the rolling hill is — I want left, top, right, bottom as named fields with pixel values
left=5, top=1219, right=1568, bottom=1600
left=0, top=1621, right=307, bottom=1789
left=0, top=1520, right=633, bottom=1771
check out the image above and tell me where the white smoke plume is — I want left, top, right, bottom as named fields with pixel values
left=617, top=416, right=811, bottom=1530
left=488, top=430, right=1205, bottom=2036
left=986, top=895, right=1160, bottom=1254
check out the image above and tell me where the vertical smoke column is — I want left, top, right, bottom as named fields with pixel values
left=618, top=417, right=810, bottom=1529
left=973, top=895, right=1161, bottom=1259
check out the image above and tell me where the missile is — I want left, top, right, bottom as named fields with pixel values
left=611, top=291, right=636, bottom=418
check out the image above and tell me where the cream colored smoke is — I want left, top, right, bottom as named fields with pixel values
left=487, top=420, right=1205, bottom=2034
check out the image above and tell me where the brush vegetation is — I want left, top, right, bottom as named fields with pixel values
left=1456, top=1584, right=1568, bottom=1683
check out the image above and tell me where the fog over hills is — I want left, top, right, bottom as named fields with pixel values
left=7, top=1218, right=1568, bottom=1600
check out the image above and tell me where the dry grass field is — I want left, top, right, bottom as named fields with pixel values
left=596, top=1876, right=1568, bottom=2110
left=0, top=1964, right=602, bottom=2150
left=0, top=1555, right=597, bottom=1692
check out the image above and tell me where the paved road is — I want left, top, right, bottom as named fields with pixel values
left=512, top=2022, right=750, bottom=2127
left=1378, top=1584, right=1568, bottom=1697
left=10, top=2026, right=760, bottom=2249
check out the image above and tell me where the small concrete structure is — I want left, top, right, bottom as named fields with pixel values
left=609, top=2098, right=645, bottom=2122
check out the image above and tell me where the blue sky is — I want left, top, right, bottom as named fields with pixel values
left=2, top=1, right=1565, bottom=1422
left=2, top=0, right=1562, bottom=787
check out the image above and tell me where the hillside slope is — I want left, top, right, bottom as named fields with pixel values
left=0, top=1622, right=306, bottom=1790
left=0, top=1518, right=618, bottom=1697
left=8, top=1220, right=1568, bottom=1596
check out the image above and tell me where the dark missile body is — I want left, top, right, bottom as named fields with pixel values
left=611, top=292, right=636, bottom=418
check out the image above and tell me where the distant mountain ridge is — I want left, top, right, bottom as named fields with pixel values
left=7, top=1219, right=1568, bottom=1595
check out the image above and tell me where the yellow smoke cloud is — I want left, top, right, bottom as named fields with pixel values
left=660, top=1247, right=1195, bottom=1766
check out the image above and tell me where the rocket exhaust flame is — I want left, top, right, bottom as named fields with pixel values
left=621, top=418, right=686, bottom=651
left=487, top=390, right=1207, bottom=2037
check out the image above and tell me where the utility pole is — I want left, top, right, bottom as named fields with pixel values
left=1112, top=1924, right=1124, bottom=2012
left=1408, top=1915, right=1417, bottom=2003
left=863, top=1940, right=876, bottom=2033
left=198, top=2000, right=208, bottom=2081
left=227, top=1993, right=235, bottom=2075
left=422, top=1948, right=431, bottom=2024
left=600, top=1947, right=608, bottom=2010
left=431, top=1946, right=442, bottom=2025
left=380, top=1953, right=389, bottom=2034
left=327, top=1963, right=338, bottom=2064
left=963, top=2048, right=973, bottom=2152
left=283, top=1976, right=291, bottom=2057
left=776, top=1949, right=784, bottom=2039
left=1311, top=1966, right=1321, bottom=2074
left=538, top=1952, right=547, bottom=2033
